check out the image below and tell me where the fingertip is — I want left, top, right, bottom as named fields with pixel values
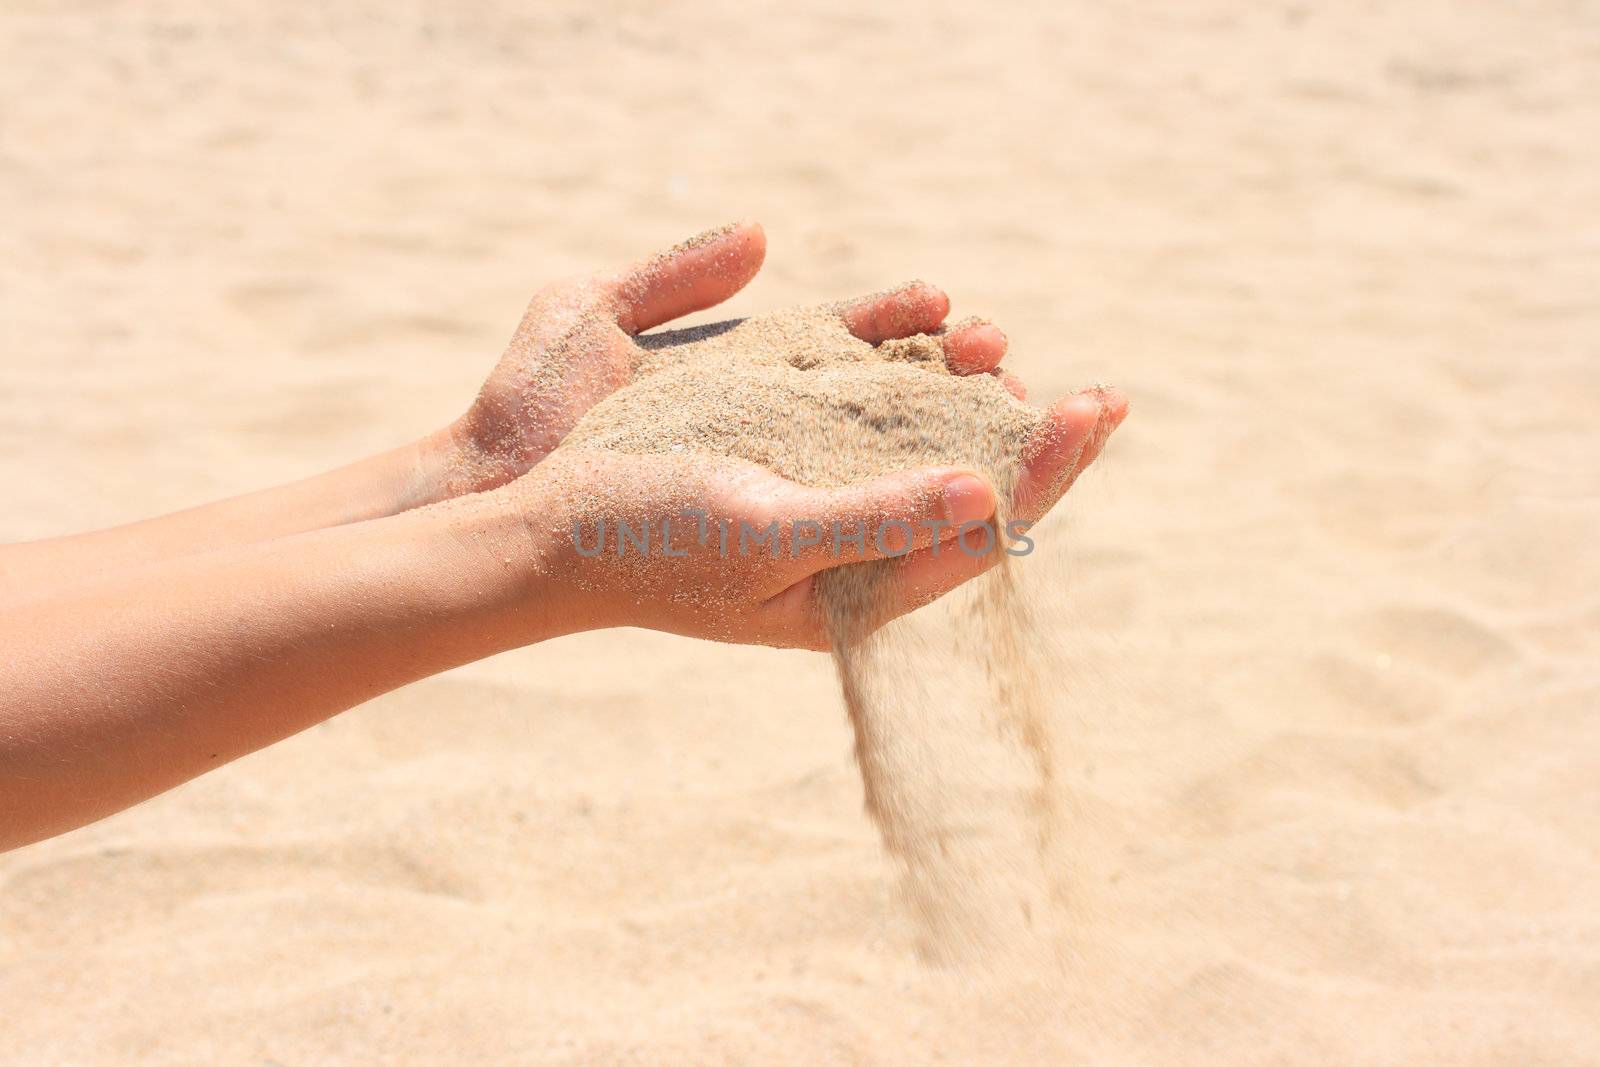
left=840, top=280, right=950, bottom=343
left=1011, top=384, right=1128, bottom=519
left=616, top=220, right=767, bottom=334
left=1014, top=392, right=1103, bottom=518
left=1036, top=393, right=1105, bottom=458
left=993, top=369, right=1028, bottom=400
left=1098, top=385, right=1130, bottom=428
left=941, top=319, right=1008, bottom=375
left=728, top=218, right=767, bottom=269
left=1073, top=385, right=1129, bottom=469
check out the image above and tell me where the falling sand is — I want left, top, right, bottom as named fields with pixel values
left=561, top=302, right=1071, bottom=968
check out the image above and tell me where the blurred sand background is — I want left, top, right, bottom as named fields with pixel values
left=2, top=1, right=1598, bottom=1063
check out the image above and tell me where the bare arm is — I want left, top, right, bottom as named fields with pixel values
left=0, top=433, right=462, bottom=604
left=0, top=489, right=546, bottom=851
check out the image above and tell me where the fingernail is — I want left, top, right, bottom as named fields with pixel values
left=942, top=474, right=994, bottom=524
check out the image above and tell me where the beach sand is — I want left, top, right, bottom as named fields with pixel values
left=2, top=2, right=1597, bottom=1063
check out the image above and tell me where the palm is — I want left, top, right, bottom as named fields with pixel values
left=466, top=284, right=641, bottom=475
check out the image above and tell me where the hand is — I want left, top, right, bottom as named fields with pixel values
left=500, top=384, right=1127, bottom=650
left=503, top=448, right=995, bottom=648
left=430, top=221, right=1017, bottom=496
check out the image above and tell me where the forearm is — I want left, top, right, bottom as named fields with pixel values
left=0, top=489, right=558, bottom=851
left=0, top=428, right=470, bottom=605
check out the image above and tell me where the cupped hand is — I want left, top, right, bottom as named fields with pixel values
left=434, top=221, right=1014, bottom=496
left=500, top=384, right=1126, bottom=651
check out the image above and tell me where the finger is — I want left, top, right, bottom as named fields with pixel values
left=992, top=368, right=1028, bottom=400
left=613, top=221, right=767, bottom=335
left=753, top=512, right=1006, bottom=651
left=785, top=467, right=996, bottom=571
left=1012, top=386, right=1129, bottom=520
left=941, top=318, right=1008, bottom=375
left=1073, top=385, right=1130, bottom=471
left=838, top=281, right=950, bottom=343
left=784, top=521, right=1006, bottom=647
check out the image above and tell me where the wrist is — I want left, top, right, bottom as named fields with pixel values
left=476, top=469, right=617, bottom=641
left=409, top=418, right=523, bottom=506
left=382, top=487, right=572, bottom=655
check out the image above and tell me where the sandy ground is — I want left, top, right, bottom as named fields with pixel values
left=2, top=2, right=1598, bottom=1063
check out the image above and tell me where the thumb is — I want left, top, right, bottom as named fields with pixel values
left=612, top=220, right=767, bottom=335
left=789, top=467, right=996, bottom=571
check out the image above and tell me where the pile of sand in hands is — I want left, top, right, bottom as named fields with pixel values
left=561, top=302, right=1066, bottom=966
